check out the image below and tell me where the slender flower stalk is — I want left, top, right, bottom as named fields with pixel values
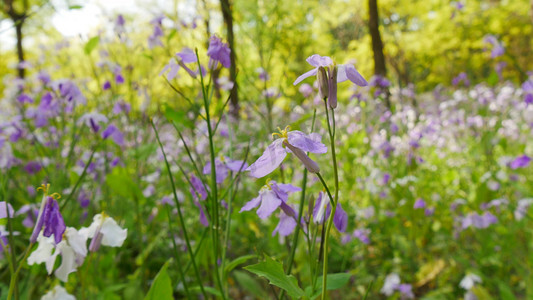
left=195, top=49, right=227, bottom=299
left=151, top=119, right=208, bottom=300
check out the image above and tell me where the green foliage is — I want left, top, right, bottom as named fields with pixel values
left=84, top=36, right=100, bottom=55
left=144, top=259, right=174, bottom=300
left=244, top=256, right=305, bottom=299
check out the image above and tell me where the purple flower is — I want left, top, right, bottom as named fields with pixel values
left=102, top=81, right=111, bottom=90
left=102, top=124, right=125, bottom=146
left=523, top=80, right=533, bottom=105
left=240, top=180, right=300, bottom=219
left=190, top=174, right=208, bottom=201
left=115, top=73, right=124, bottom=84
left=79, top=112, right=107, bottom=133
left=148, top=16, right=164, bottom=49
left=160, top=48, right=198, bottom=79
left=353, top=228, right=370, bottom=244
left=293, top=54, right=367, bottom=108
left=16, top=204, right=39, bottom=228
left=112, top=100, right=131, bottom=115
left=397, top=284, right=414, bottom=299
left=298, top=83, right=313, bottom=98
left=207, top=35, right=231, bottom=69
left=272, top=210, right=297, bottom=237
left=484, top=35, right=504, bottom=58
left=462, top=212, right=498, bottom=229
left=509, top=155, right=531, bottom=169
left=24, top=161, right=42, bottom=175
left=194, top=201, right=209, bottom=227
left=413, top=198, right=426, bottom=209
left=246, top=127, right=327, bottom=178
left=452, top=72, right=470, bottom=87
left=0, top=201, right=14, bottom=219
left=312, top=191, right=349, bottom=232
left=203, top=157, right=248, bottom=183
left=17, top=93, right=34, bottom=104
left=31, top=196, right=66, bottom=244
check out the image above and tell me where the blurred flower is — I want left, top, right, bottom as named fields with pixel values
left=522, top=79, right=533, bottom=105
left=413, top=198, right=426, bottom=209
left=298, top=83, right=313, bottom=98
left=272, top=210, right=297, bottom=237
left=461, top=212, right=497, bottom=229
left=353, top=228, right=370, bottom=244
left=0, top=201, right=14, bottom=218
left=312, top=191, right=348, bottom=232
left=509, top=155, right=531, bottom=169
left=207, top=35, right=231, bottom=69
left=102, top=81, right=111, bottom=90
left=79, top=112, right=108, bottom=133
left=189, top=174, right=208, bottom=200
left=246, top=126, right=327, bottom=178
left=102, top=124, right=125, bottom=146
left=24, top=161, right=42, bottom=174
left=452, top=72, right=470, bottom=87
left=148, top=16, right=164, bottom=49
left=160, top=48, right=198, bottom=80
left=381, top=273, right=401, bottom=296
left=483, top=35, right=504, bottom=58
left=203, top=156, right=248, bottom=183
left=41, top=284, right=76, bottom=300
left=515, top=198, right=533, bottom=220
left=194, top=201, right=209, bottom=227
left=460, top=274, right=482, bottom=290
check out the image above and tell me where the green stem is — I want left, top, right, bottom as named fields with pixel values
left=321, top=100, right=339, bottom=300
left=151, top=120, right=208, bottom=300
left=196, top=49, right=226, bottom=299
left=7, top=243, right=33, bottom=300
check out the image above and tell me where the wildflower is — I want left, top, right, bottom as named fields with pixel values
left=207, top=35, right=231, bottom=69
left=272, top=210, right=297, bottom=237
left=102, top=81, right=111, bottom=90
left=514, top=198, right=533, bottom=220
left=246, top=126, right=327, bottom=178
left=30, top=185, right=66, bottom=244
left=483, top=35, right=504, bottom=58
left=159, top=48, right=198, bottom=80
left=240, top=180, right=300, bottom=219
left=148, top=16, right=164, bottom=49
left=16, top=204, right=39, bottom=228
left=79, top=112, right=108, bottom=133
left=102, top=124, right=125, bottom=146
left=312, top=191, right=348, bottom=232
left=112, top=100, right=131, bottom=115
left=461, top=212, right=497, bottom=229
left=413, top=198, right=426, bottom=209
left=460, top=273, right=482, bottom=290
left=352, top=228, right=370, bottom=244
left=24, top=161, right=42, bottom=174
left=203, top=156, right=248, bottom=183
left=41, top=285, right=76, bottom=300
left=293, top=54, right=367, bottom=108
left=0, top=201, right=14, bottom=219
left=80, top=213, right=127, bottom=252
left=380, top=273, right=414, bottom=299
left=509, top=155, right=531, bottom=169
left=194, top=201, right=209, bottom=227
left=189, top=174, right=208, bottom=200
left=114, top=14, right=126, bottom=36
left=522, top=79, right=533, bottom=105
left=28, top=227, right=88, bottom=282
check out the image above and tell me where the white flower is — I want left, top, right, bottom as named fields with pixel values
left=460, top=274, right=482, bottom=290
left=381, top=273, right=401, bottom=296
left=41, top=284, right=76, bottom=300
left=28, top=227, right=88, bottom=282
left=80, top=213, right=127, bottom=250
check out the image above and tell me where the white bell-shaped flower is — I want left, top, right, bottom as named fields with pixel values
left=28, top=227, right=88, bottom=282
left=80, top=213, right=127, bottom=251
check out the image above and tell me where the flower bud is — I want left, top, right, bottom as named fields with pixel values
left=283, top=141, right=320, bottom=173
left=327, top=65, right=338, bottom=109
left=317, top=66, right=329, bottom=100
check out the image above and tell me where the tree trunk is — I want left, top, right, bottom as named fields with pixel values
left=220, top=0, right=239, bottom=119
left=368, top=0, right=390, bottom=109
left=15, top=18, right=25, bottom=79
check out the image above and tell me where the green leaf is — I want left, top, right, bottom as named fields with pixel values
left=84, top=36, right=100, bottom=55
left=164, top=106, right=194, bottom=129
left=189, top=286, right=222, bottom=298
left=244, top=256, right=304, bottom=299
left=224, top=254, right=257, bottom=274
left=144, top=259, right=173, bottom=300
left=68, top=5, right=83, bottom=9
left=233, top=270, right=268, bottom=299
left=305, top=273, right=352, bottom=299
left=497, top=281, right=517, bottom=300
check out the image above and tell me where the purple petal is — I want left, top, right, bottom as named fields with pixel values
left=293, top=68, right=318, bottom=85
left=42, top=197, right=66, bottom=244
left=240, top=196, right=261, bottom=212
left=0, top=202, right=14, bottom=219
left=277, top=183, right=301, bottom=194
left=246, top=140, right=287, bottom=178
left=272, top=212, right=297, bottom=237
left=333, top=203, right=348, bottom=232
left=177, top=47, right=197, bottom=63
left=194, top=201, right=209, bottom=227
left=343, top=64, right=368, bottom=86
left=287, top=131, right=327, bottom=153
left=510, top=155, right=531, bottom=169
left=256, top=190, right=282, bottom=219
left=306, top=54, right=333, bottom=68
left=225, top=159, right=248, bottom=172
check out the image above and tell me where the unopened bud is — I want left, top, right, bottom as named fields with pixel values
left=317, top=67, right=329, bottom=100
left=283, top=141, right=320, bottom=173
left=327, top=65, right=338, bottom=109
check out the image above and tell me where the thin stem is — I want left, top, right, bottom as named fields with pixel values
left=60, top=145, right=98, bottom=210
left=7, top=243, right=33, bottom=300
left=151, top=119, right=208, bottom=300
left=196, top=49, right=226, bottom=299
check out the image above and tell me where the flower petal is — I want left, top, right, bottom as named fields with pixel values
left=247, top=139, right=287, bottom=178
left=240, top=196, right=261, bottom=212
left=287, top=131, right=327, bottom=154
left=306, top=54, right=333, bottom=67
left=256, top=190, right=282, bottom=219
left=344, top=64, right=368, bottom=86
left=293, top=68, right=318, bottom=85
left=272, top=212, right=297, bottom=237
left=333, top=203, right=348, bottom=232
left=100, top=217, right=127, bottom=247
